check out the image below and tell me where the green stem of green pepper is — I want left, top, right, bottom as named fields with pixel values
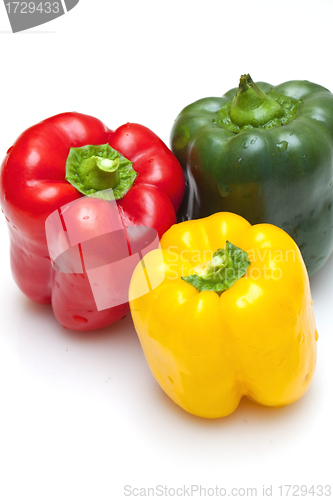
left=230, top=74, right=284, bottom=127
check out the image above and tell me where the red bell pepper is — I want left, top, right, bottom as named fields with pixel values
left=0, top=112, right=184, bottom=331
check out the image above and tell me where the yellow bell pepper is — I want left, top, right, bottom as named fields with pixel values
left=129, top=212, right=318, bottom=419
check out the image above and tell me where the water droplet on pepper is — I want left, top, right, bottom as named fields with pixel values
left=72, top=315, right=88, bottom=323
left=277, top=140, right=288, bottom=152
left=218, top=184, right=231, bottom=197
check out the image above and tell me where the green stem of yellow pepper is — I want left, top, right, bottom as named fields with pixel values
left=181, top=241, right=250, bottom=294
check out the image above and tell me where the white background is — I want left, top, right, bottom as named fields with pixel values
left=0, top=1, right=333, bottom=499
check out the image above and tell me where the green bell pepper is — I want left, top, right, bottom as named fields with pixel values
left=171, top=74, right=333, bottom=275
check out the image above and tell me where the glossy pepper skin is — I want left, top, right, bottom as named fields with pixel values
left=129, top=212, right=317, bottom=419
left=171, top=76, right=333, bottom=276
left=0, top=112, right=184, bottom=331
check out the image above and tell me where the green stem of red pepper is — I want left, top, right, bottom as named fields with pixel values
left=78, top=155, right=120, bottom=190
left=65, top=143, right=138, bottom=199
